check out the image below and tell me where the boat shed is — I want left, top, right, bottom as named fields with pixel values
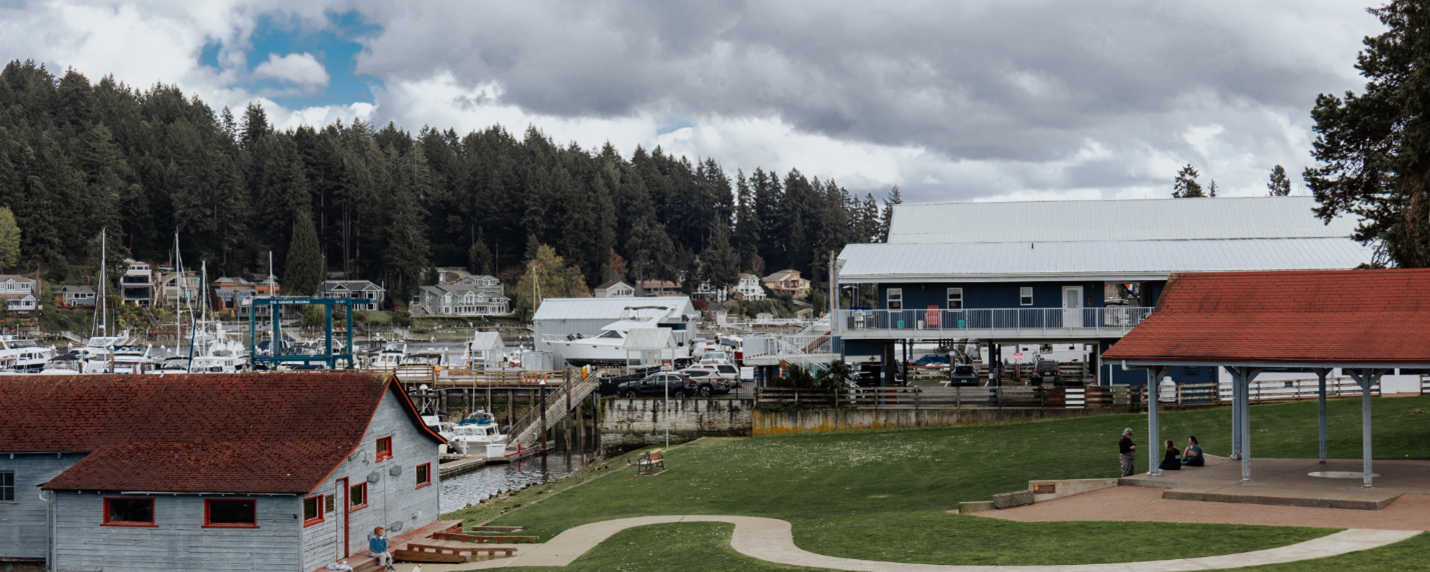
left=0, top=373, right=445, bottom=572
left=1103, top=269, right=1430, bottom=487
left=832, top=196, right=1375, bottom=386
left=467, top=331, right=505, bottom=369
left=533, top=296, right=698, bottom=354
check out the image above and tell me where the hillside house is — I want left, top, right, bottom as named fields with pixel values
left=593, top=281, right=635, bottom=298
left=762, top=270, right=810, bottom=298
left=157, top=270, right=201, bottom=307
left=320, top=280, right=385, bottom=312
left=410, top=283, right=510, bottom=316
left=56, top=284, right=96, bottom=309
left=212, top=276, right=281, bottom=318
left=731, top=273, right=766, bottom=301
left=833, top=197, right=1376, bottom=386
left=637, top=280, right=682, bottom=297
left=0, top=373, right=444, bottom=572
left=121, top=259, right=154, bottom=307
left=0, top=275, right=37, bottom=314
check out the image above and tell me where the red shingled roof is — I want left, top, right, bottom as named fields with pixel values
left=0, top=373, right=440, bottom=493
left=1104, top=269, right=1430, bottom=365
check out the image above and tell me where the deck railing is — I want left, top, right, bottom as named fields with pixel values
left=836, top=307, right=1153, bottom=336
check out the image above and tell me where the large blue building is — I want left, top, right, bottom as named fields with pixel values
left=833, top=196, right=1374, bottom=386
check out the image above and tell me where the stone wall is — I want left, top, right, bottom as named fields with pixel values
left=752, top=406, right=1133, bottom=436
left=599, top=398, right=753, bottom=453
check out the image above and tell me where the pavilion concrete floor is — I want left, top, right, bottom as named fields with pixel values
left=1120, top=455, right=1430, bottom=510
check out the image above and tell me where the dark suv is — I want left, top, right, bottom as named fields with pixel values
left=947, top=364, right=979, bottom=387
left=616, top=372, right=708, bottom=398
left=1029, top=360, right=1062, bottom=386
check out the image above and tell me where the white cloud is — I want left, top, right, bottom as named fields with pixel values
left=252, top=52, right=329, bottom=87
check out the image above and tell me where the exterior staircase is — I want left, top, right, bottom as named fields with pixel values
left=506, top=371, right=601, bottom=448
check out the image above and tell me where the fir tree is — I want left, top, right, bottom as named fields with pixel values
left=1267, top=165, right=1292, bottom=196
left=0, top=206, right=19, bottom=272
left=284, top=210, right=322, bottom=296
left=1173, top=164, right=1205, bottom=198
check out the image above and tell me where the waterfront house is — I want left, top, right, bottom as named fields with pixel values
left=731, top=273, right=766, bottom=301
left=0, top=275, right=38, bottom=314
left=410, top=283, right=511, bottom=316
left=212, top=277, right=281, bottom=318
left=320, top=280, right=385, bottom=311
left=833, top=196, right=1375, bottom=386
left=0, top=372, right=444, bottom=572
left=56, top=284, right=96, bottom=309
left=120, top=259, right=154, bottom=307
left=637, top=280, right=682, bottom=297
left=762, top=269, right=810, bottom=298
left=157, top=270, right=201, bottom=307
left=593, top=281, right=635, bottom=298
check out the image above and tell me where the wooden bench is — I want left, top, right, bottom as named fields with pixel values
left=396, top=543, right=519, bottom=563
left=636, top=450, right=665, bottom=475
left=431, top=531, right=539, bottom=544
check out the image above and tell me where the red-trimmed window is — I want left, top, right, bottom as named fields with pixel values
left=416, top=463, right=432, bottom=489
left=203, top=499, right=258, bottom=529
left=303, top=495, right=324, bottom=527
left=376, top=436, right=393, bottom=462
left=349, top=482, right=368, bottom=511
left=103, top=497, right=156, bottom=527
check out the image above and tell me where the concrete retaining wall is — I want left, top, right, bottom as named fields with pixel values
left=600, top=398, right=753, bottom=453
left=752, top=406, right=1133, bottom=436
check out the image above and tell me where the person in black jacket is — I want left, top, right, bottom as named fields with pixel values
left=1119, top=428, right=1137, bottom=476
left=1159, top=440, right=1182, bottom=471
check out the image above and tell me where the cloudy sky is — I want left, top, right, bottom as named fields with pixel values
left=0, top=0, right=1385, bottom=203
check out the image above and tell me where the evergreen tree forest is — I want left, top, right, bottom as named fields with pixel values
left=0, top=61, right=895, bottom=305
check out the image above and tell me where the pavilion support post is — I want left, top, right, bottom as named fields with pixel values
left=1317, top=368, right=1330, bottom=464
left=1146, top=367, right=1169, bottom=476
left=1230, top=370, right=1242, bottom=461
left=1349, top=368, right=1386, bottom=488
left=1240, top=370, right=1251, bottom=482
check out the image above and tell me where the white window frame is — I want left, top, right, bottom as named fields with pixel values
left=947, top=288, right=963, bottom=310
left=887, top=288, right=903, bottom=310
left=1020, top=287, right=1034, bottom=306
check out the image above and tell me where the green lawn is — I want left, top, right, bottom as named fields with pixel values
left=448, top=395, right=1430, bottom=569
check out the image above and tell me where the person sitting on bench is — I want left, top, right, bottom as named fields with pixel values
left=1181, top=436, right=1205, bottom=467
left=1158, top=440, right=1182, bottom=471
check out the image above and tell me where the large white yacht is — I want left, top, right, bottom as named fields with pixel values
left=542, top=306, right=702, bottom=366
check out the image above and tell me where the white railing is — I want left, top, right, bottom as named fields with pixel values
left=836, top=307, right=1153, bottom=335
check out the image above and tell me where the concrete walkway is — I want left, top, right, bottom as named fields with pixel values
left=383, top=515, right=1419, bottom=571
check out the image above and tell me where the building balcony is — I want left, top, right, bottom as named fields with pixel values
left=836, top=307, right=1154, bottom=340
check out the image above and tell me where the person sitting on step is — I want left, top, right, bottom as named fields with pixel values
left=1158, top=439, right=1182, bottom=471
left=1181, top=435, right=1205, bottom=467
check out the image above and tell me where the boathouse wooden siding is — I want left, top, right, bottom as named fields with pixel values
left=0, top=453, right=84, bottom=560
left=51, top=494, right=301, bottom=571
left=300, top=388, right=442, bottom=570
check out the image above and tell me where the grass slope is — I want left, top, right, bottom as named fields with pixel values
left=449, top=395, right=1430, bottom=569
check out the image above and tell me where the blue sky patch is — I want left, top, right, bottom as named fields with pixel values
left=204, top=10, right=383, bottom=109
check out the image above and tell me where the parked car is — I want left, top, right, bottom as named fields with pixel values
left=1029, top=360, right=1063, bottom=386
left=682, top=363, right=740, bottom=384
left=945, top=364, right=979, bottom=387
left=681, top=369, right=732, bottom=395
left=616, top=372, right=718, bottom=398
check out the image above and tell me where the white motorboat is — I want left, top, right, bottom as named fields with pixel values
left=39, top=352, right=103, bottom=375
left=447, top=411, right=507, bottom=458
left=542, top=306, right=702, bottom=366
left=109, top=346, right=158, bottom=374
left=0, top=336, right=57, bottom=373
left=365, top=341, right=406, bottom=370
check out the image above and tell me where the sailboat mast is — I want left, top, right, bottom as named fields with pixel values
left=96, top=228, right=107, bottom=337
left=174, top=232, right=183, bottom=357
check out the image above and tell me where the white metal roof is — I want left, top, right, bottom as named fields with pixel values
left=624, top=328, right=676, bottom=350
left=887, top=196, right=1358, bottom=244
left=837, top=238, right=1376, bottom=283
left=469, top=331, right=503, bottom=350
left=531, top=296, right=698, bottom=321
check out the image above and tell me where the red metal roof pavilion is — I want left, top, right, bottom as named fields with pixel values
left=1103, top=269, right=1430, bottom=487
